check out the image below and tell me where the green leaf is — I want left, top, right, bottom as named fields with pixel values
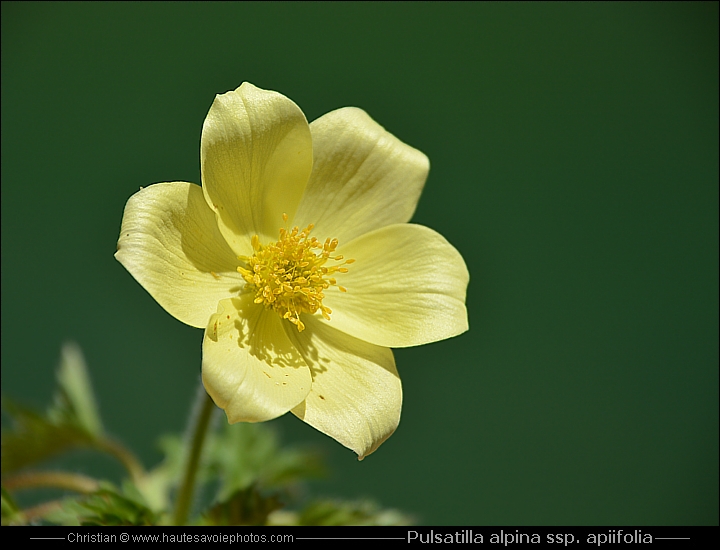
left=132, top=422, right=323, bottom=521
left=132, top=434, right=186, bottom=513
left=57, top=485, right=159, bottom=526
left=296, top=499, right=414, bottom=526
left=202, top=485, right=283, bottom=526
left=1, top=487, right=24, bottom=526
left=40, top=495, right=85, bottom=526
left=206, top=422, right=325, bottom=502
left=1, top=400, right=96, bottom=475
left=52, top=342, right=103, bottom=438
left=1, top=342, right=106, bottom=475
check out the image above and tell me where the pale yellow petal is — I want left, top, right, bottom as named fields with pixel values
left=115, top=181, right=242, bottom=328
left=292, top=107, right=428, bottom=244
left=324, top=223, right=469, bottom=348
left=285, top=315, right=401, bottom=459
left=201, top=82, right=313, bottom=253
left=202, top=296, right=312, bottom=423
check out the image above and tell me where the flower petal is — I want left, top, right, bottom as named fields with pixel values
left=201, top=82, right=313, bottom=253
left=115, top=181, right=242, bottom=328
left=285, top=315, right=401, bottom=459
left=202, top=296, right=312, bottom=423
left=293, top=107, right=428, bottom=245
left=324, top=223, right=469, bottom=348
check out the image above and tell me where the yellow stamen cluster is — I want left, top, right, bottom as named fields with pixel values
left=237, top=216, right=354, bottom=332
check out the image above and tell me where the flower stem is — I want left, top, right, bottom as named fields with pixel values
left=96, top=436, right=146, bottom=485
left=3, top=470, right=101, bottom=494
left=172, top=384, right=216, bottom=526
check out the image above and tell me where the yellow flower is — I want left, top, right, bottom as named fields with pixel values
left=115, top=83, right=469, bottom=459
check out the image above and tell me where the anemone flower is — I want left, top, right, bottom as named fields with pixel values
left=116, top=83, right=469, bottom=459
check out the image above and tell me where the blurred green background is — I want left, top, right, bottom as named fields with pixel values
left=2, top=2, right=718, bottom=525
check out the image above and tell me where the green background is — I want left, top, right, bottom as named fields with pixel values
left=2, top=2, right=718, bottom=525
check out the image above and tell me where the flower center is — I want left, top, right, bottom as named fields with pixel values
left=237, top=215, right=353, bottom=332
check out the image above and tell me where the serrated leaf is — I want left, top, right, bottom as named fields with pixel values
left=52, top=342, right=103, bottom=438
left=132, top=434, right=185, bottom=513
left=40, top=495, right=85, bottom=526
left=202, top=485, right=283, bottom=526
left=1, top=400, right=96, bottom=475
left=206, top=422, right=324, bottom=502
left=296, top=499, right=414, bottom=526
left=59, top=486, right=158, bottom=526
left=1, top=343, right=108, bottom=475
